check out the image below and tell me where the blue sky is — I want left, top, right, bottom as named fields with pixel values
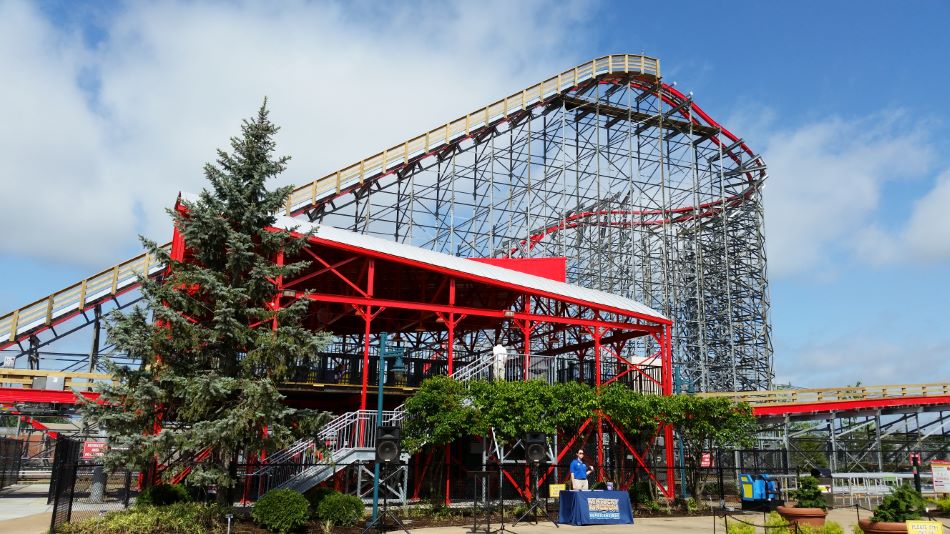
left=1, top=0, right=949, bottom=387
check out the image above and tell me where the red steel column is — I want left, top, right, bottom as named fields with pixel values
left=447, top=279, right=455, bottom=376
left=593, top=324, right=604, bottom=480
left=359, top=259, right=376, bottom=413
left=522, top=295, right=531, bottom=379
left=662, top=324, right=676, bottom=497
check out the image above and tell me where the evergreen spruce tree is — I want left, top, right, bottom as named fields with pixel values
left=82, top=102, right=331, bottom=494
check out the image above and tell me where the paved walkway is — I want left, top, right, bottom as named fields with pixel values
left=0, top=484, right=52, bottom=534
left=411, top=508, right=865, bottom=533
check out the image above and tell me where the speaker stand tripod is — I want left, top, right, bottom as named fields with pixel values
left=361, top=463, right=409, bottom=534
left=513, top=462, right=557, bottom=527
left=491, top=463, right=517, bottom=534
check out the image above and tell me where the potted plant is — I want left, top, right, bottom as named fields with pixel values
left=776, top=476, right=827, bottom=527
left=858, top=484, right=926, bottom=533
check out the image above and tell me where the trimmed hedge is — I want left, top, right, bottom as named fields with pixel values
left=253, top=489, right=310, bottom=533
left=317, top=492, right=365, bottom=527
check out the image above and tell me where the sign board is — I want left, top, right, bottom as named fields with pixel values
left=932, top=460, right=950, bottom=493
left=906, top=520, right=943, bottom=534
left=81, top=441, right=106, bottom=459
left=549, top=484, right=566, bottom=498
left=910, top=452, right=922, bottom=463
left=700, top=452, right=713, bottom=468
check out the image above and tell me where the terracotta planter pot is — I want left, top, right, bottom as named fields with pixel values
left=776, top=505, right=827, bottom=527
left=857, top=518, right=908, bottom=533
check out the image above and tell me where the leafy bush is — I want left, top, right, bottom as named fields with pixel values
left=628, top=479, right=654, bottom=505
left=932, top=495, right=950, bottom=514
left=765, top=511, right=792, bottom=533
left=590, top=480, right=607, bottom=490
left=792, top=476, right=827, bottom=510
left=136, top=484, right=191, bottom=507
left=725, top=520, right=755, bottom=534
left=62, top=503, right=225, bottom=533
left=305, top=487, right=339, bottom=518
left=820, top=521, right=844, bottom=534
left=253, top=489, right=310, bottom=533
left=871, top=483, right=925, bottom=522
left=316, top=492, right=365, bottom=527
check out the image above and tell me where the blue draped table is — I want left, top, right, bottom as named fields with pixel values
left=558, top=490, right=634, bottom=525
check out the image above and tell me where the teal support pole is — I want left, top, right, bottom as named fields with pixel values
left=371, top=333, right=406, bottom=522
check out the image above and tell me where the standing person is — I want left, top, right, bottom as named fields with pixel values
left=570, top=450, right=593, bottom=490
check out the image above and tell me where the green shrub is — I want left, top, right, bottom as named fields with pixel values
left=628, top=479, right=654, bottom=505
left=590, top=480, right=607, bottom=490
left=820, top=521, right=844, bottom=534
left=725, top=519, right=755, bottom=534
left=851, top=525, right=864, bottom=534
left=62, top=503, right=225, bottom=533
left=306, top=487, right=339, bottom=518
left=765, top=511, right=792, bottom=533
left=316, top=492, right=365, bottom=527
left=932, top=495, right=950, bottom=514
left=792, top=476, right=827, bottom=510
left=136, top=484, right=191, bottom=507
left=871, top=483, right=925, bottom=522
left=253, top=489, right=310, bottom=533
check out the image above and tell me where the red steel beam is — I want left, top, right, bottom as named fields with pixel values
left=752, top=395, right=950, bottom=417
left=0, top=388, right=99, bottom=404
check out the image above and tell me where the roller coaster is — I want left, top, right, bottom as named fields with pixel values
left=1, top=55, right=947, bottom=500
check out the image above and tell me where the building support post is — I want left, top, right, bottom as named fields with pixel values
left=88, top=305, right=102, bottom=373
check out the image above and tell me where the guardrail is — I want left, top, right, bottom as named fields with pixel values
left=282, top=54, right=660, bottom=215
left=0, top=368, right=113, bottom=391
left=0, top=245, right=170, bottom=347
left=700, top=382, right=950, bottom=406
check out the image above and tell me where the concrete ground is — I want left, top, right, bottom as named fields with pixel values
left=412, top=507, right=866, bottom=533
left=0, top=483, right=52, bottom=533
left=0, top=490, right=874, bottom=533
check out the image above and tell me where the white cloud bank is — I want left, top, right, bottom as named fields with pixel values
left=757, top=112, right=943, bottom=278
left=0, top=0, right=590, bottom=266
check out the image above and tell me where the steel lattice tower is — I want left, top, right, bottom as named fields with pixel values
left=300, top=57, right=772, bottom=392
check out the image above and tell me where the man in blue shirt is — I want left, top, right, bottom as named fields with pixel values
left=569, top=449, right=593, bottom=490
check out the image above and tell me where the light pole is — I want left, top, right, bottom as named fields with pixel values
left=372, top=332, right=406, bottom=521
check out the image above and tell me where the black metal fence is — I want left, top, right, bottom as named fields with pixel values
left=0, top=437, right=24, bottom=490
left=48, top=436, right=137, bottom=533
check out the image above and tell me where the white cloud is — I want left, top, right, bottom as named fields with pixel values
left=0, top=0, right=591, bottom=267
left=775, top=335, right=950, bottom=388
left=902, top=170, right=950, bottom=261
left=758, top=113, right=934, bottom=278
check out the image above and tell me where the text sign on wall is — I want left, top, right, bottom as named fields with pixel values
left=932, top=460, right=950, bottom=493
left=700, top=452, right=713, bottom=468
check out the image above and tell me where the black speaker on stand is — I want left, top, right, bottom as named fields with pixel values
left=514, top=433, right=558, bottom=527
left=362, top=426, right=409, bottom=534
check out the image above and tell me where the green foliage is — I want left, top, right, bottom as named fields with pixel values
left=871, top=483, right=925, bottom=522
left=851, top=525, right=864, bottom=534
left=305, top=486, right=339, bottom=518
left=62, top=503, right=225, bottom=534
left=402, top=376, right=484, bottom=452
left=820, top=521, right=844, bottom=534
left=932, top=495, right=950, bottom=514
left=402, top=378, right=756, bottom=463
left=135, top=484, right=191, bottom=507
left=792, top=476, right=827, bottom=510
left=685, top=497, right=699, bottom=514
left=252, top=489, right=310, bottom=533
left=765, top=511, right=792, bottom=533
left=316, top=493, right=365, bottom=527
left=628, top=480, right=654, bottom=505
left=725, top=519, right=755, bottom=534
left=80, top=103, right=332, bottom=489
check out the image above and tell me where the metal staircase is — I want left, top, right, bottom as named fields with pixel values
left=255, top=351, right=496, bottom=497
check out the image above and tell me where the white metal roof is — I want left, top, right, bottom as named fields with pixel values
left=272, top=215, right=669, bottom=324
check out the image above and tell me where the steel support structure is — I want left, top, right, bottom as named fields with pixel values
left=305, top=70, right=771, bottom=393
